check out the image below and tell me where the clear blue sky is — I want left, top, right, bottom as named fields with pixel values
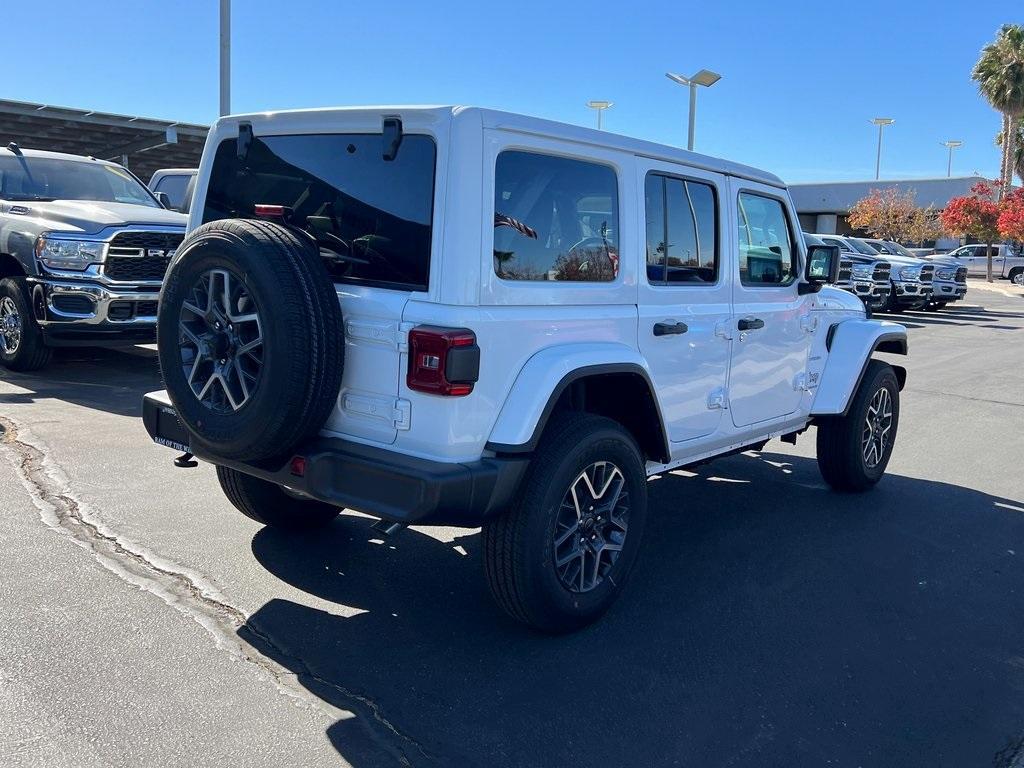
left=4, top=0, right=1017, bottom=182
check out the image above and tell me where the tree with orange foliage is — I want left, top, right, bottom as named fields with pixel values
left=848, top=187, right=943, bottom=244
left=941, top=181, right=1002, bottom=281
left=997, top=187, right=1024, bottom=242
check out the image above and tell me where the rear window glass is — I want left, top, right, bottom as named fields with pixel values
left=203, top=133, right=436, bottom=290
left=493, top=151, right=619, bottom=282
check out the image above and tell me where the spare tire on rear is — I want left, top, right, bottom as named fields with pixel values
left=157, top=218, right=344, bottom=462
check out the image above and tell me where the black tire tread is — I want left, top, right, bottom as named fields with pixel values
left=816, top=359, right=899, bottom=493
left=0, top=277, right=51, bottom=372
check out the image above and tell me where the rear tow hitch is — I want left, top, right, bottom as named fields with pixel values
left=173, top=452, right=199, bottom=468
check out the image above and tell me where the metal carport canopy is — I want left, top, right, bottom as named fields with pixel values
left=0, top=98, right=208, bottom=182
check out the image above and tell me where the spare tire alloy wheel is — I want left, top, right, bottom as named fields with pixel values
left=0, top=296, right=21, bottom=355
left=554, top=461, right=630, bottom=593
left=179, top=269, right=263, bottom=413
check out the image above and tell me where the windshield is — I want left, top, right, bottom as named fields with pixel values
left=0, top=156, right=158, bottom=207
left=203, top=132, right=436, bottom=290
left=847, top=237, right=880, bottom=256
left=886, top=241, right=916, bottom=258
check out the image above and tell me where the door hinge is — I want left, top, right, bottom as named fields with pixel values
left=707, top=387, right=728, bottom=410
left=800, top=314, right=819, bottom=333
left=714, top=320, right=734, bottom=341
left=397, top=321, right=415, bottom=353
left=392, top=398, right=411, bottom=430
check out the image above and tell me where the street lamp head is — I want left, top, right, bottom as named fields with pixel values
left=666, top=70, right=721, bottom=88
left=870, top=117, right=895, bottom=126
left=941, top=140, right=963, bottom=149
left=586, top=100, right=613, bottom=110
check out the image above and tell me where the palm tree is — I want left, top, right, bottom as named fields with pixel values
left=973, top=25, right=1024, bottom=198
left=995, top=119, right=1024, bottom=185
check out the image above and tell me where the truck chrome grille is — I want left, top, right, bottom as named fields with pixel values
left=836, top=258, right=853, bottom=285
left=918, top=264, right=935, bottom=284
left=103, top=231, right=184, bottom=283
left=872, top=262, right=892, bottom=282
left=955, top=266, right=967, bottom=283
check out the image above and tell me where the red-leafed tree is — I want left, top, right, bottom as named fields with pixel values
left=997, top=186, right=1024, bottom=242
left=941, top=181, right=1002, bottom=281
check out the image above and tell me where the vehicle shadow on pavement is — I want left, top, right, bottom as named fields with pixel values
left=0, top=346, right=161, bottom=417
left=239, top=451, right=1024, bottom=768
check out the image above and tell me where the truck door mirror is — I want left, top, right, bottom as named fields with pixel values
left=800, top=244, right=841, bottom=294
left=155, top=191, right=173, bottom=209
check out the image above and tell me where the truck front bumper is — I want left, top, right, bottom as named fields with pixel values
left=837, top=281, right=890, bottom=309
left=930, top=279, right=967, bottom=303
left=28, top=277, right=159, bottom=345
left=142, top=390, right=529, bottom=527
left=892, top=280, right=933, bottom=307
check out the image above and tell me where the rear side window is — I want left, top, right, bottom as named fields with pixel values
left=493, top=151, right=619, bottom=282
left=737, top=192, right=797, bottom=286
left=644, top=173, right=718, bottom=284
left=203, top=133, right=436, bottom=290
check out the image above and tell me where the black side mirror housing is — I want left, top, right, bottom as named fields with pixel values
left=800, top=244, right=841, bottom=294
left=155, top=191, right=172, bottom=209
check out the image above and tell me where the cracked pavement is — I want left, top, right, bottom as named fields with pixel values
left=0, top=288, right=1022, bottom=767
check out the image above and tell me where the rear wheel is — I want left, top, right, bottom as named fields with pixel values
left=216, top=466, right=340, bottom=530
left=816, top=360, right=900, bottom=492
left=482, top=413, right=648, bottom=633
left=0, top=277, right=51, bottom=372
left=1010, top=268, right=1023, bottom=286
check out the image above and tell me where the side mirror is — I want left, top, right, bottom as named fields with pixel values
left=800, top=244, right=841, bottom=294
left=155, top=191, right=173, bottom=209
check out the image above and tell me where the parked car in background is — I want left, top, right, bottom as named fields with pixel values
left=142, top=105, right=907, bottom=632
left=865, top=239, right=966, bottom=311
left=148, top=168, right=197, bottom=213
left=0, top=145, right=187, bottom=371
left=824, top=235, right=934, bottom=313
left=811, top=233, right=892, bottom=311
left=940, top=243, right=1023, bottom=282
left=809, top=233, right=891, bottom=311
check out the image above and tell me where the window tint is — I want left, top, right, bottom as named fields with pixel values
left=493, top=151, right=619, bottom=282
left=203, top=133, right=436, bottom=290
left=644, top=173, right=718, bottom=284
left=0, top=157, right=157, bottom=207
left=154, top=174, right=190, bottom=209
left=737, top=192, right=796, bottom=286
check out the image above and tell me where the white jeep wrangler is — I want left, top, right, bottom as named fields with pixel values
left=143, top=106, right=907, bottom=633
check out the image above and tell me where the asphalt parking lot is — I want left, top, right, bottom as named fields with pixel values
left=1, top=283, right=1022, bottom=768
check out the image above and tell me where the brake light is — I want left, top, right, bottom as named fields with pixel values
left=254, top=204, right=292, bottom=219
left=407, top=326, right=480, bottom=396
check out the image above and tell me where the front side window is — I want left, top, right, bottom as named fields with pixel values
left=203, top=133, right=436, bottom=290
left=493, top=151, right=619, bottom=282
left=737, top=192, right=796, bottom=286
left=154, top=174, right=190, bottom=209
left=644, top=173, right=718, bottom=284
left=0, top=157, right=157, bottom=207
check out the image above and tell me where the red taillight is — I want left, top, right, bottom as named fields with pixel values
left=407, top=326, right=479, bottom=396
left=289, top=456, right=307, bottom=477
left=254, top=204, right=291, bottom=219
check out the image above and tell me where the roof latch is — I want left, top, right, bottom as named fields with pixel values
left=382, top=117, right=403, bottom=161
left=237, top=122, right=253, bottom=162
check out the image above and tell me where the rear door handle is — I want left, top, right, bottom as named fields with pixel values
left=653, top=321, right=688, bottom=337
left=737, top=317, right=765, bottom=331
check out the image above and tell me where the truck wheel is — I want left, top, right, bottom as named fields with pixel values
left=1010, top=268, right=1023, bottom=286
left=158, top=219, right=343, bottom=461
left=884, top=289, right=903, bottom=314
left=816, top=360, right=900, bottom=492
left=0, top=277, right=51, bottom=372
left=216, top=466, right=340, bottom=530
left=482, top=413, right=648, bottom=633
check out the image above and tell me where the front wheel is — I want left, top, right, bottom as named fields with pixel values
left=216, top=466, right=340, bottom=530
left=1010, top=268, right=1023, bottom=286
left=816, top=360, right=900, bottom=492
left=482, top=413, right=648, bottom=633
left=0, top=277, right=51, bottom=372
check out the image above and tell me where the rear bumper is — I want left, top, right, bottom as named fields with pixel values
left=28, top=277, right=159, bottom=345
left=142, top=390, right=529, bottom=527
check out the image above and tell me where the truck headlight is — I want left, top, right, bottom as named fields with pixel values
left=899, top=265, right=921, bottom=280
left=35, top=236, right=104, bottom=271
left=851, top=264, right=874, bottom=279
left=935, top=268, right=955, bottom=280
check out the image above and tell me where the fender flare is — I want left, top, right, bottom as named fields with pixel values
left=485, top=342, right=669, bottom=458
left=811, top=319, right=908, bottom=416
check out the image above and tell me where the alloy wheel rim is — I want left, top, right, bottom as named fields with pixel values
left=0, top=296, right=22, bottom=355
left=178, top=269, right=263, bottom=413
left=553, top=461, right=630, bottom=593
left=862, top=386, right=893, bottom=469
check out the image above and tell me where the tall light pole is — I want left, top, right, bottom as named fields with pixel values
left=941, top=140, right=963, bottom=177
left=219, top=0, right=231, bottom=116
left=586, top=100, right=613, bottom=130
left=666, top=69, right=721, bottom=151
left=870, top=118, right=894, bottom=180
